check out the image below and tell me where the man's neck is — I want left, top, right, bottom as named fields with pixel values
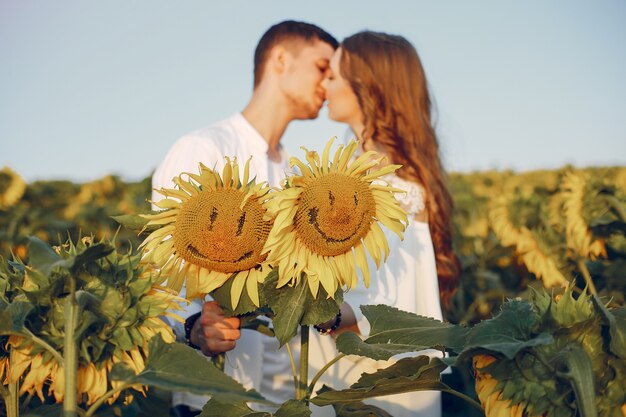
left=241, top=91, right=291, bottom=156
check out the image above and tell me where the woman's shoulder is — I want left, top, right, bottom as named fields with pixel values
left=380, top=173, right=426, bottom=216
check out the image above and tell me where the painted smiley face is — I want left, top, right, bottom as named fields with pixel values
left=294, top=173, right=376, bottom=256
left=173, top=189, right=271, bottom=273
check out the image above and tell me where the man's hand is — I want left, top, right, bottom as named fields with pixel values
left=190, top=301, right=241, bottom=357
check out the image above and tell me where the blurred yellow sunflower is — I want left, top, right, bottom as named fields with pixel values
left=473, top=355, right=530, bottom=417
left=0, top=166, right=26, bottom=210
left=6, top=289, right=181, bottom=405
left=264, top=138, right=407, bottom=298
left=141, top=158, right=273, bottom=308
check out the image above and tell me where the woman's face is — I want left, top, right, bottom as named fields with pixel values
left=322, top=48, right=362, bottom=127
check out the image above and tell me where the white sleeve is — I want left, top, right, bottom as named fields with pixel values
left=151, top=135, right=226, bottom=207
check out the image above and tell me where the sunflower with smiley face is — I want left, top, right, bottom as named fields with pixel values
left=263, top=138, right=408, bottom=298
left=140, top=158, right=273, bottom=309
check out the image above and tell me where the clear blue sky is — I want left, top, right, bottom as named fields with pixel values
left=1, top=0, right=625, bottom=182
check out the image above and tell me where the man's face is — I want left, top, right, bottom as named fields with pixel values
left=281, top=40, right=335, bottom=120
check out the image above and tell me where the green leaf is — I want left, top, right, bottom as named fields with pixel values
left=260, top=269, right=342, bottom=346
left=335, top=331, right=411, bottom=361
left=112, top=214, right=151, bottom=231
left=352, top=356, right=447, bottom=389
left=314, top=387, right=394, bottom=417
left=0, top=300, right=33, bottom=335
left=336, top=305, right=467, bottom=361
left=592, top=297, right=626, bottom=359
left=329, top=401, right=394, bottom=417
left=109, top=335, right=266, bottom=404
left=27, top=237, right=113, bottom=276
left=27, top=237, right=61, bottom=276
left=199, top=398, right=270, bottom=417
left=266, top=277, right=307, bottom=346
left=211, top=272, right=262, bottom=317
left=274, top=400, right=311, bottom=417
left=310, top=357, right=459, bottom=407
left=461, top=300, right=554, bottom=361
left=552, top=344, right=597, bottom=417
left=300, top=283, right=343, bottom=327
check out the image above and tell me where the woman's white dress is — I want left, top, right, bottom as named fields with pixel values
left=309, top=173, right=444, bottom=417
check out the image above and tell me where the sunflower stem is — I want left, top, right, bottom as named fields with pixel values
left=212, top=353, right=226, bottom=371
left=4, top=381, right=19, bottom=417
left=24, top=328, right=64, bottom=365
left=284, top=340, right=299, bottom=396
left=441, top=387, right=484, bottom=412
left=298, top=325, right=310, bottom=401
left=577, top=259, right=597, bottom=295
left=63, top=277, right=79, bottom=417
left=308, top=353, right=346, bottom=395
left=84, top=383, right=132, bottom=417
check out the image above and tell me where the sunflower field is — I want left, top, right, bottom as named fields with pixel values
left=1, top=164, right=625, bottom=417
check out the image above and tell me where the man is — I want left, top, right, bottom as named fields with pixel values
left=152, top=20, right=337, bottom=415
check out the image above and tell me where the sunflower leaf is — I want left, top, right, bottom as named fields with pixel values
left=274, top=400, right=312, bottom=417
left=109, top=335, right=266, bottom=404
left=592, top=296, right=626, bottom=359
left=459, top=300, right=554, bottom=361
left=199, top=397, right=270, bottom=417
left=319, top=390, right=394, bottom=417
left=262, top=275, right=308, bottom=346
left=336, top=305, right=467, bottom=361
left=211, top=274, right=261, bottom=317
left=27, top=237, right=113, bottom=276
left=0, top=300, right=33, bottom=335
left=111, top=214, right=151, bottom=231
left=260, top=270, right=342, bottom=346
left=310, top=357, right=455, bottom=407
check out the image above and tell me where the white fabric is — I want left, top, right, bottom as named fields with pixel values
left=308, top=172, right=444, bottom=417
left=152, top=113, right=296, bottom=411
left=381, top=173, right=426, bottom=215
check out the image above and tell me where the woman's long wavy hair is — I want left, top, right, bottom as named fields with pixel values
left=341, top=31, right=460, bottom=307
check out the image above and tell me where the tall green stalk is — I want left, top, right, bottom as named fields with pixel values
left=4, top=381, right=19, bottom=417
left=297, top=325, right=309, bottom=401
left=577, top=259, right=597, bottom=295
left=63, top=277, right=79, bottom=417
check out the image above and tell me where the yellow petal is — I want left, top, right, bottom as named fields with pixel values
left=370, top=222, right=390, bottom=262
left=320, top=137, right=335, bottom=174
left=246, top=269, right=261, bottom=307
left=362, top=228, right=382, bottom=269
left=230, top=271, right=248, bottom=309
left=354, top=243, right=371, bottom=287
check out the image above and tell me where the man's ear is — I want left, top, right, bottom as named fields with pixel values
left=269, top=45, right=289, bottom=75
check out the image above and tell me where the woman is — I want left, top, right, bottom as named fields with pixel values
left=309, top=31, right=459, bottom=417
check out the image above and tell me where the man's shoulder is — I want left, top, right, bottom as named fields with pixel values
left=175, top=115, right=241, bottom=152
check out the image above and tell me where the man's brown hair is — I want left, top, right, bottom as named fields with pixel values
left=253, top=20, right=338, bottom=88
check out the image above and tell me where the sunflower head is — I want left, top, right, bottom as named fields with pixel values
left=0, top=166, right=26, bottom=210
left=141, top=158, right=274, bottom=308
left=264, top=138, right=408, bottom=298
left=295, top=172, right=376, bottom=257
left=0, top=236, right=182, bottom=406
